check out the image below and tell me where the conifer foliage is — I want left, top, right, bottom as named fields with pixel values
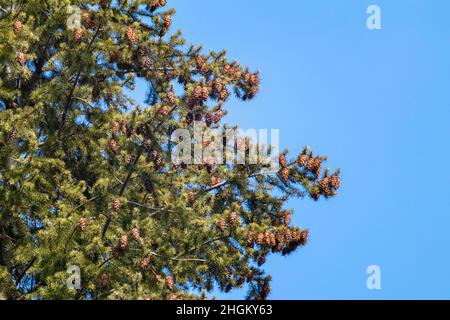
left=0, top=1, right=340, bottom=299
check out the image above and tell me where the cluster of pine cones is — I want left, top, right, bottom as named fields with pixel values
left=217, top=211, right=239, bottom=232
left=242, top=72, right=260, bottom=100
left=188, top=84, right=209, bottom=108
left=149, top=0, right=167, bottom=12
left=297, top=148, right=341, bottom=199
left=319, top=172, right=341, bottom=197
left=12, top=21, right=26, bottom=65
left=298, top=149, right=324, bottom=176
left=212, top=78, right=230, bottom=102
left=246, top=226, right=308, bottom=256
left=279, top=153, right=290, bottom=183
left=223, top=63, right=242, bottom=80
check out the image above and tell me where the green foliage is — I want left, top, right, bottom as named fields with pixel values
left=0, top=0, right=340, bottom=300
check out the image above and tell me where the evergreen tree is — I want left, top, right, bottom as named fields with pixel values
left=0, top=0, right=341, bottom=300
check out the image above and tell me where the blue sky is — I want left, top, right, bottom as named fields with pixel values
left=145, top=0, right=450, bottom=299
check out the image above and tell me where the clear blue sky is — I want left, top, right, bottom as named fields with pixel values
left=143, top=0, right=450, bottom=299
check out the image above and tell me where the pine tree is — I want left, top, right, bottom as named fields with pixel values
left=0, top=0, right=340, bottom=300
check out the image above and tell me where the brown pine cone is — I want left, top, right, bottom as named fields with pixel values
left=227, top=211, right=239, bottom=225
left=74, top=28, right=84, bottom=42
left=256, top=232, right=265, bottom=245
left=126, top=27, right=137, bottom=45
left=214, top=109, right=224, bottom=123
left=109, top=139, right=119, bottom=153
left=205, top=111, right=214, bottom=127
left=119, top=234, right=128, bottom=250
left=159, top=105, right=171, bottom=118
left=100, top=273, right=109, bottom=287
left=167, top=91, right=176, bottom=105
left=130, top=227, right=140, bottom=241
left=165, top=276, right=174, bottom=290
left=298, top=152, right=308, bottom=167
left=78, top=218, right=87, bottom=232
left=331, top=173, right=341, bottom=190
left=280, top=167, right=290, bottom=183
left=246, top=231, right=254, bottom=248
left=279, top=153, right=287, bottom=168
left=217, top=217, right=226, bottom=232
left=283, top=212, right=291, bottom=226
left=16, top=52, right=26, bottom=66
left=188, top=190, right=196, bottom=205
left=299, top=230, right=309, bottom=246
left=140, top=257, right=151, bottom=270
left=8, top=129, right=17, bottom=142
left=111, top=121, right=120, bottom=134
left=13, top=20, right=22, bottom=35
left=113, top=198, right=121, bottom=211
left=257, top=255, right=266, bottom=266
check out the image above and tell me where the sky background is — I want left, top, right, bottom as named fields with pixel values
left=142, top=0, right=450, bottom=299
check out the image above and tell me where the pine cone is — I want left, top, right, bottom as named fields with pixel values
left=164, top=14, right=172, bottom=29
left=165, top=276, right=174, bottom=290
left=74, top=28, right=84, bottom=42
left=214, top=109, right=224, bottom=123
left=119, top=234, right=128, bottom=250
left=126, top=27, right=137, bottom=45
left=305, top=155, right=315, bottom=172
left=130, top=228, right=140, bottom=241
left=298, top=152, right=307, bottom=167
left=313, top=157, right=323, bottom=176
left=109, top=138, right=119, bottom=153
left=218, top=88, right=229, bottom=101
left=283, top=212, right=291, bottom=226
left=264, top=231, right=272, bottom=246
left=13, top=20, right=22, bottom=35
left=78, top=218, right=87, bottom=232
left=113, top=198, right=121, bottom=211
left=246, top=231, right=254, bottom=248
left=217, top=217, right=226, bottom=232
left=227, top=211, right=238, bottom=225
left=331, top=173, right=341, bottom=190
left=257, top=255, right=266, bottom=266
left=283, top=228, right=292, bottom=242
left=159, top=105, right=171, bottom=118
left=151, top=150, right=163, bottom=169
left=299, top=229, right=309, bottom=246
left=140, top=257, right=151, bottom=270
left=205, top=111, right=214, bottom=127
left=16, top=52, right=26, bottom=66
left=292, top=230, right=301, bottom=242
left=100, top=273, right=109, bottom=287
left=261, top=280, right=271, bottom=300
left=144, top=179, right=153, bottom=193
left=8, top=129, right=17, bottom=142
left=279, top=153, right=287, bottom=168
left=269, top=232, right=276, bottom=247
left=167, top=91, right=176, bottom=105
left=111, top=121, right=120, bottom=134
left=280, top=167, right=290, bottom=183
left=196, top=56, right=206, bottom=73
left=188, top=190, right=196, bottom=205
left=320, top=176, right=333, bottom=196
left=256, top=232, right=264, bottom=245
